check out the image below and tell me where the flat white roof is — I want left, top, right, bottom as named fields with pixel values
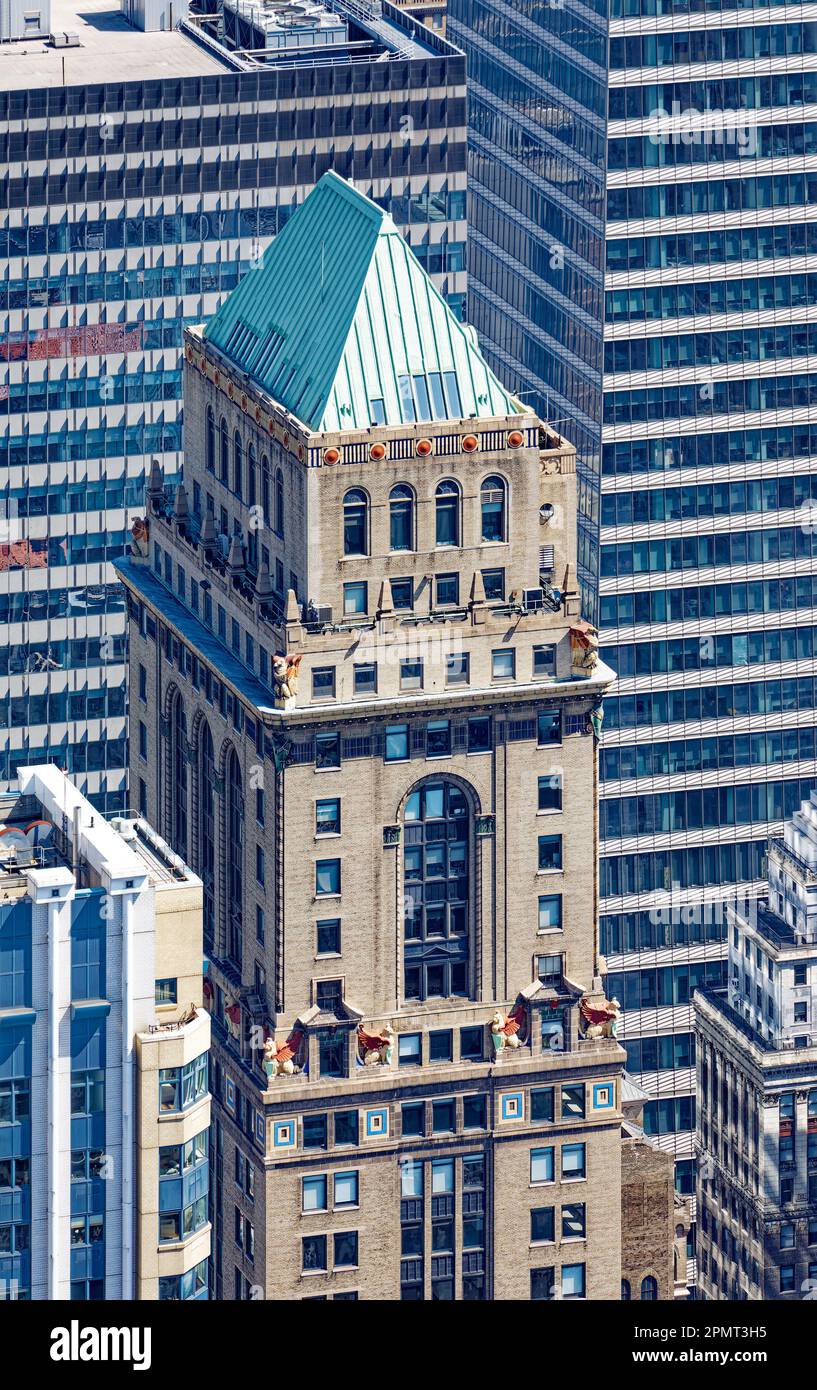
left=0, top=0, right=231, bottom=91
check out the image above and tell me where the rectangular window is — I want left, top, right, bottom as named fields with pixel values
left=385, top=724, right=409, bottom=761
left=302, top=1175, right=327, bottom=1212
left=531, top=1267, right=555, bottom=1301
left=431, top=1158, right=454, bottom=1194
left=531, top=1207, right=554, bottom=1243
left=353, top=663, right=377, bottom=695
left=401, top=1102, right=424, bottom=1137
left=482, top=567, right=505, bottom=599
left=460, top=1026, right=483, bottom=1062
left=315, top=859, right=340, bottom=896
left=302, top=1234, right=327, bottom=1272
left=435, top=573, right=459, bottom=607
left=538, top=775, right=562, bottom=812
left=530, top=1147, right=555, bottom=1184
left=536, top=954, right=563, bottom=987
left=537, top=710, right=562, bottom=745
left=316, top=798, right=340, bottom=836
left=538, top=894, right=563, bottom=932
left=432, top=1099, right=455, bottom=1134
left=400, top=660, right=423, bottom=691
left=429, top=1030, right=453, bottom=1063
left=468, top=716, right=491, bottom=753
left=315, top=980, right=342, bottom=1014
left=303, top=1114, right=328, bottom=1150
left=255, top=906, right=265, bottom=944
left=391, top=578, right=413, bottom=610
left=463, top=1094, right=487, bottom=1130
left=318, top=1030, right=346, bottom=1078
left=426, top=720, right=450, bottom=757
left=155, top=978, right=177, bottom=1005
left=343, top=582, right=367, bottom=616
left=533, top=645, right=557, bottom=678
left=138, top=664, right=147, bottom=702
left=315, top=732, right=341, bottom=769
left=334, top=1230, right=358, bottom=1268
left=316, top=920, right=341, bottom=955
left=312, top=667, right=336, bottom=700
left=530, top=1087, right=554, bottom=1122
left=398, top=1033, right=421, bottom=1067
left=562, top=1085, right=585, bottom=1119
left=138, top=721, right=147, bottom=760
left=538, top=835, right=563, bottom=871
left=562, top=1143, right=586, bottom=1180
left=492, top=648, right=515, bottom=680
left=446, top=653, right=469, bottom=686
left=255, top=845, right=265, bottom=886
left=562, top=1262, right=586, bottom=1299
left=334, top=1171, right=359, bottom=1208
left=334, top=1110, right=358, bottom=1146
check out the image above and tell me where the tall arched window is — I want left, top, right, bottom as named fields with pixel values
left=198, top=722, right=215, bottom=952
left=480, top=474, right=506, bottom=542
left=640, top=1276, right=658, bottom=1301
left=226, top=748, right=244, bottom=967
left=233, top=431, right=243, bottom=500
left=247, top=445, right=257, bottom=507
left=206, top=406, right=215, bottom=474
left=621, top=1280, right=631, bottom=1301
left=247, top=445, right=258, bottom=567
left=172, top=695, right=188, bottom=860
left=219, top=417, right=229, bottom=484
left=389, top=484, right=415, bottom=552
left=403, top=780, right=470, bottom=1001
left=435, top=479, right=460, bottom=547
left=275, top=468, right=284, bottom=538
left=343, top=489, right=369, bottom=556
left=261, top=455, right=270, bottom=532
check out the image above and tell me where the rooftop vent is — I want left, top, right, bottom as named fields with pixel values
left=50, top=31, right=80, bottom=46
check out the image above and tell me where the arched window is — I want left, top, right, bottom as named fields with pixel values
left=480, top=474, right=506, bottom=542
left=219, top=417, right=229, bottom=484
left=247, top=445, right=257, bottom=507
left=621, top=1280, right=631, bottom=1301
left=261, top=455, right=270, bottom=532
left=247, top=446, right=258, bottom=568
left=389, top=484, right=415, bottom=552
left=198, top=722, right=215, bottom=952
left=233, top=431, right=243, bottom=500
left=435, top=479, right=460, bottom=547
left=640, top=1276, right=658, bottom=1301
left=343, top=489, right=369, bottom=556
left=206, top=406, right=215, bottom=474
left=172, top=695, right=188, bottom=860
left=275, top=468, right=284, bottom=538
left=403, top=780, right=470, bottom=1001
left=226, top=748, right=244, bottom=967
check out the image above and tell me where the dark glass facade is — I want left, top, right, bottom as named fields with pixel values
left=447, top=0, right=609, bottom=613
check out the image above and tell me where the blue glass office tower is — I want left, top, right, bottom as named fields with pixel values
left=452, top=0, right=817, bottom=1235
left=446, top=0, right=609, bottom=614
left=0, top=0, right=466, bottom=815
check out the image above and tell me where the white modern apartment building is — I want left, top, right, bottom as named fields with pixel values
left=0, top=763, right=210, bottom=1300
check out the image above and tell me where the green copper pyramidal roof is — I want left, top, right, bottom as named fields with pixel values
left=203, top=170, right=522, bottom=433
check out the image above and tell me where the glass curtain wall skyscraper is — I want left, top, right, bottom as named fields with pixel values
left=446, top=0, right=609, bottom=613
left=0, top=0, right=466, bottom=815
left=451, top=0, right=817, bottom=1211
left=599, top=0, right=817, bottom=1187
